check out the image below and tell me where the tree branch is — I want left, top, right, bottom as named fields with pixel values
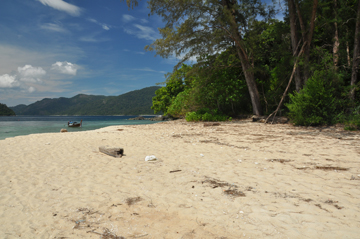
left=265, top=41, right=307, bottom=124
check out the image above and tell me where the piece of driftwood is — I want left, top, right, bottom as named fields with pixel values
left=99, top=146, right=124, bottom=158
left=170, top=170, right=182, bottom=173
left=252, top=116, right=266, bottom=122
left=203, top=122, right=221, bottom=127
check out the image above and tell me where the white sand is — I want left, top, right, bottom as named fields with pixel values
left=0, top=119, right=359, bottom=238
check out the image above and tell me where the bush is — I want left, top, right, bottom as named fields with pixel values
left=343, top=105, right=360, bottom=130
left=185, top=108, right=231, bottom=122
left=286, top=70, right=336, bottom=126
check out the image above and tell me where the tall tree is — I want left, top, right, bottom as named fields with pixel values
left=351, top=0, right=360, bottom=101
left=290, top=0, right=318, bottom=84
left=333, top=0, right=340, bottom=69
left=121, top=0, right=274, bottom=115
left=288, top=0, right=303, bottom=91
left=302, top=0, right=318, bottom=83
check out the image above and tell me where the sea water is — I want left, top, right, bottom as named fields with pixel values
left=0, top=115, right=159, bottom=141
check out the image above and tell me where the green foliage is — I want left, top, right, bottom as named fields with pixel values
left=166, top=89, right=199, bottom=117
left=340, top=105, right=360, bottom=131
left=185, top=108, right=231, bottom=122
left=126, top=0, right=360, bottom=121
left=151, top=64, right=194, bottom=115
left=286, top=70, right=337, bottom=126
left=144, top=0, right=273, bottom=68
left=153, top=51, right=252, bottom=117
left=194, top=48, right=251, bottom=115
left=0, top=103, right=16, bottom=116
left=344, top=117, right=360, bottom=131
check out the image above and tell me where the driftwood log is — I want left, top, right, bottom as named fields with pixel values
left=99, top=146, right=124, bottom=158
left=203, top=122, right=221, bottom=127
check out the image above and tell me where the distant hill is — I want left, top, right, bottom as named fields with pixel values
left=10, top=86, right=161, bottom=115
left=0, top=103, right=16, bottom=116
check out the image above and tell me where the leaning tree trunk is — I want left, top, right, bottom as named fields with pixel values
left=350, top=0, right=360, bottom=101
left=223, top=0, right=263, bottom=115
left=288, top=0, right=303, bottom=91
left=236, top=47, right=263, bottom=115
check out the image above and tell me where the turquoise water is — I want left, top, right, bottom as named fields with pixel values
left=0, top=116, right=159, bottom=140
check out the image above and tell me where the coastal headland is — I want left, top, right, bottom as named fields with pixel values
left=0, top=119, right=359, bottom=238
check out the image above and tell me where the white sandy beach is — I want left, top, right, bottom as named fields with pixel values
left=0, top=119, right=359, bottom=238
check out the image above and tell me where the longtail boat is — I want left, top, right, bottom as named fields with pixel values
left=68, top=119, right=82, bottom=127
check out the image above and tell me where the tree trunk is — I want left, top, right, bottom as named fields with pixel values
left=347, top=37, right=351, bottom=67
left=236, top=48, right=263, bottom=115
left=223, top=0, right=263, bottom=115
left=350, top=0, right=360, bottom=101
left=333, top=0, right=340, bottom=69
left=288, top=0, right=303, bottom=91
left=295, top=0, right=306, bottom=41
left=303, top=0, right=318, bottom=84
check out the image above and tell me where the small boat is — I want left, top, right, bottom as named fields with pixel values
left=68, top=120, right=82, bottom=127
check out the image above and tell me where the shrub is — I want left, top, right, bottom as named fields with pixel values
left=185, top=108, right=231, bottom=122
left=286, top=70, right=336, bottom=126
left=343, top=105, right=360, bottom=130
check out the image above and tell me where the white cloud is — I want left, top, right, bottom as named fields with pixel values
left=140, top=19, right=149, bottom=24
left=79, top=36, right=98, bottom=42
left=28, top=86, right=36, bottom=93
left=51, top=61, right=79, bottom=75
left=0, top=65, right=47, bottom=92
left=134, top=67, right=166, bottom=74
left=123, top=14, right=135, bottom=22
left=17, top=65, right=46, bottom=83
left=124, top=24, right=159, bottom=41
left=38, top=0, right=81, bottom=16
left=87, top=18, right=111, bottom=30
left=0, top=74, right=20, bottom=88
left=79, top=35, right=110, bottom=42
left=40, top=23, right=67, bottom=33
left=0, top=44, right=84, bottom=76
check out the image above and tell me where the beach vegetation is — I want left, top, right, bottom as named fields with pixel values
left=185, top=108, right=231, bottom=122
left=123, top=0, right=360, bottom=128
left=286, top=70, right=337, bottom=126
left=152, top=64, right=195, bottom=115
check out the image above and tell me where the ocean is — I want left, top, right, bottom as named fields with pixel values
left=0, top=115, right=160, bottom=141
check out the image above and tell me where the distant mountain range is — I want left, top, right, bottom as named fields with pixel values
left=10, top=86, right=161, bottom=116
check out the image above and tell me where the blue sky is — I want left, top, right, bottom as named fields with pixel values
left=0, top=0, right=284, bottom=107
left=0, top=0, right=177, bottom=107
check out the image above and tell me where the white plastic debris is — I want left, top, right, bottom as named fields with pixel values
left=145, top=155, right=157, bottom=161
left=239, top=211, right=244, bottom=214
left=200, top=154, right=204, bottom=157
left=238, top=159, right=242, bottom=163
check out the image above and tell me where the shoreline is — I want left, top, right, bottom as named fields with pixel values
left=0, top=119, right=359, bottom=238
left=0, top=116, right=161, bottom=141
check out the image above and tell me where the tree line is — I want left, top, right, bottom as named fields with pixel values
left=123, top=0, right=360, bottom=128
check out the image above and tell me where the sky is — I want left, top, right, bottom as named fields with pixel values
left=0, top=0, right=177, bottom=107
left=0, top=0, right=284, bottom=107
